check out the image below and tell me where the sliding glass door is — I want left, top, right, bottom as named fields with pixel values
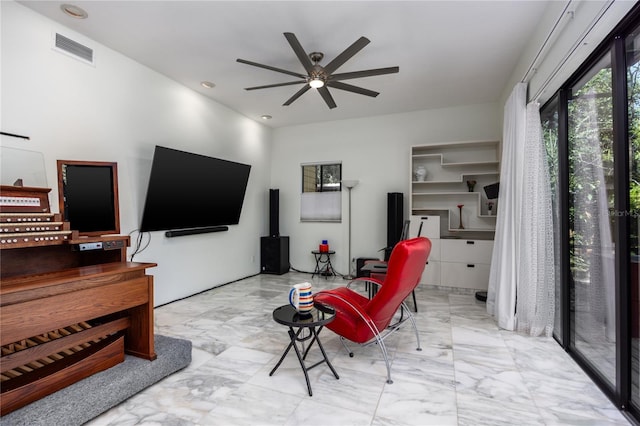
left=568, top=51, right=617, bottom=387
left=627, top=23, right=640, bottom=413
left=541, top=9, right=640, bottom=421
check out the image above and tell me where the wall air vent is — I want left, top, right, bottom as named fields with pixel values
left=53, top=33, right=94, bottom=65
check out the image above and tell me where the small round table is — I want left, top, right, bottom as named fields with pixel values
left=270, top=303, right=339, bottom=396
left=311, top=250, right=336, bottom=279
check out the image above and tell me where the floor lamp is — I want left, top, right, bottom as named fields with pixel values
left=342, top=179, right=359, bottom=279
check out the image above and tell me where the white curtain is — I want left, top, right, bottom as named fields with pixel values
left=487, top=83, right=526, bottom=331
left=515, top=101, right=555, bottom=337
left=488, top=83, right=558, bottom=337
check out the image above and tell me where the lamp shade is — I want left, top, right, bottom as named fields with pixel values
left=342, top=179, right=359, bottom=189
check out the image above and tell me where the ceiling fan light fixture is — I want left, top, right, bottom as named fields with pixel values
left=309, top=78, right=325, bottom=89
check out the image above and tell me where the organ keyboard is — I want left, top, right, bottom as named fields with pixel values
left=0, top=212, right=76, bottom=248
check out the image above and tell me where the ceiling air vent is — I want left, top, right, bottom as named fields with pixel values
left=53, top=33, right=94, bottom=65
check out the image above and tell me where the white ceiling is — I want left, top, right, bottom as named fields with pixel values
left=18, top=1, right=550, bottom=128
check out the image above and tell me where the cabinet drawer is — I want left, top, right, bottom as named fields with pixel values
left=426, top=238, right=440, bottom=261
left=441, top=262, right=490, bottom=290
left=441, top=239, right=493, bottom=264
left=410, top=215, right=439, bottom=239
left=419, top=260, right=440, bottom=285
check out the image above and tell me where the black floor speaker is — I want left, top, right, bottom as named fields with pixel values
left=261, top=236, right=289, bottom=275
left=386, top=192, right=403, bottom=260
left=269, top=189, right=280, bottom=237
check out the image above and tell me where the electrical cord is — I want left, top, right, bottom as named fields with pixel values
left=128, top=229, right=151, bottom=262
left=289, top=265, right=315, bottom=275
left=289, top=264, right=348, bottom=279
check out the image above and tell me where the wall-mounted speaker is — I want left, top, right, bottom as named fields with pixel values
left=269, top=189, right=279, bottom=237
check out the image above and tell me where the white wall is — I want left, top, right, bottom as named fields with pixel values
left=271, top=103, right=501, bottom=276
left=1, top=2, right=272, bottom=306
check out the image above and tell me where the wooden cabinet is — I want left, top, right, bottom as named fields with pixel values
left=0, top=205, right=156, bottom=415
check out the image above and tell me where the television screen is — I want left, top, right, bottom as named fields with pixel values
left=57, top=160, right=120, bottom=237
left=140, top=146, right=251, bottom=232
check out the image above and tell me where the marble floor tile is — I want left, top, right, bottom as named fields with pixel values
left=87, top=272, right=630, bottom=425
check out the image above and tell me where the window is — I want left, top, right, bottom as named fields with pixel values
left=300, top=162, right=342, bottom=222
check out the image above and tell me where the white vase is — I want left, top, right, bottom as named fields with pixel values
left=415, top=166, right=426, bottom=182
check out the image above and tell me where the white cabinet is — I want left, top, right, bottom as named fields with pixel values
left=410, top=215, right=441, bottom=286
left=440, top=239, right=493, bottom=264
left=440, top=239, right=493, bottom=290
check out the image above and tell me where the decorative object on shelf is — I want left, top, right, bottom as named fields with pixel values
left=414, top=165, right=427, bottom=182
left=487, top=201, right=494, bottom=215
left=319, top=240, right=329, bottom=252
left=457, top=204, right=464, bottom=229
left=467, top=180, right=476, bottom=192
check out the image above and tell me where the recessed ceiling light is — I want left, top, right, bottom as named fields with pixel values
left=200, top=81, right=215, bottom=89
left=260, top=115, right=272, bottom=120
left=60, top=4, right=88, bottom=19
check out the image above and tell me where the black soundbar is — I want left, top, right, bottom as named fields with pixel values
left=165, top=226, right=228, bottom=238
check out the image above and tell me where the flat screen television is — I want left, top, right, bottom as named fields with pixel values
left=57, top=160, right=120, bottom=237
left=140, top=145, right=251, bottom=232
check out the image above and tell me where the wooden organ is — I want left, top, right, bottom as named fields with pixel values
left=0, top=185, right=157, bottom=415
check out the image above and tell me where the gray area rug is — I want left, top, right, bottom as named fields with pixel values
left=2, top=334, right=192, bottom=426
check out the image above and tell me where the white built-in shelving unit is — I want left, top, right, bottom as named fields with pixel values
left=409, top=140, right=499, bottom=292
left=410, top=140, right=500, bottom=232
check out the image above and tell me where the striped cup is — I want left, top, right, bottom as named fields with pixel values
left=289, top=282, right=313, bottom=314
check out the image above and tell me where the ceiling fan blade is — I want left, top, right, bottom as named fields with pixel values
left=283, top=85, right=311, bottom=106
left=244, top=81, right=306, bottom=91
left=330, top=66, right=400, bottom=81
left=237, top=58, right=307, bottom=79
left=317, top=86, right=337, bottom=109
left=283, top=32, right=314, bottom=73
left=323, top=36, right=370, bottom=74
left=327, top=81, right=379, bottom=97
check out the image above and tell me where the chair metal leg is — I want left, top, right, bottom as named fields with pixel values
left=316, top=291, right=394, bottom=383
left=370, top=327, right=394, bottom=384
left=339, top=336, right=354, bottom=357
left=402, top=301, right=422, bottom=352
left=412, top=290, right=418, bottom=312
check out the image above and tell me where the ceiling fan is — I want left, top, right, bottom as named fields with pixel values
left=236, top=32, right=399, bottom=109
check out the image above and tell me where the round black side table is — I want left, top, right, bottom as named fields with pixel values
left=311, top=250, right=336, bottom=278
left=269, top=303, right=339, bottom=396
